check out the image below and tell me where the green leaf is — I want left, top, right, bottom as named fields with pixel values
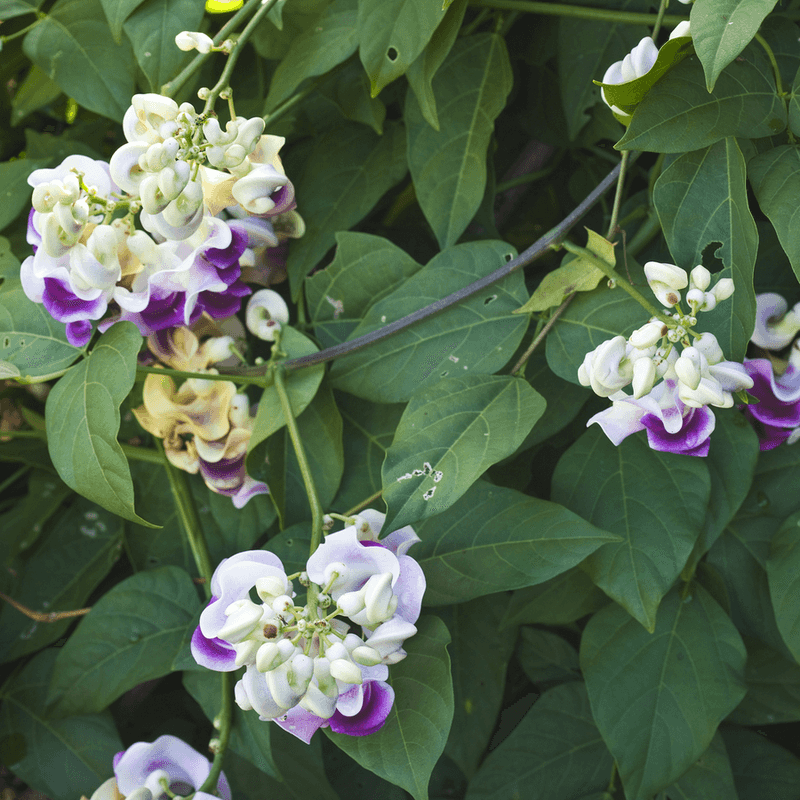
left=500, top=567, right=609, bottom=628
left=618, top=47, right=786, bottom=153
left=265, top=0, right=358, bottom=110
left=661, top=732, right=737, bottom=800
left=517, top=228, right=613, bottom=313
left=517, top=628, right=580, bottom=686
left=405, top=0, right=467, bottom=130
left=706, top=517, right=794, bottom=659
left=0, top=498, right=122, bottom=664
left=440, top=595, right=517, bottom=778
left=285, top=122, right=407, bottom=298
left=45, top=322, right=156, bottom=526
left=246, top=327, right=325, bottom=475
left=0, top=649, right=122, bottom=800
left=100, top=0, right=149, bottom=40
left=328, top=240, right=527, bottom=403
left=690, top=0, right=778, bottom=90
left=332, top=392, right=405, bottom=513
left=23, top=0, right=137, bottom=122
left=357, top=0, right=446, bottom=97
left=414, top=479, right=621, bottom=606
left=464, top=682, right=612, bottom=800
left=318, top=59, right=387, bottom=134
left=749, top=145, right=800, bottom=284
left=47, top=566, right=200, bottom=717
left=306, top=232, right=423, bottom=325
left=184, top=670, right=279, bottom=779
left=123, top=0, right=204, bottom=93
left=684, top=410, right=759, bottom=576
left=11, top=65, right=63, bottom=124
left=653, top=137, right=757, bottom=361
left=557, top=15, right=649, bottom=140
left=545, top=272, right=644, bottom=385
left=0, top=158, right=49, bottom=232
left=728, top=637, right=800, bottom=725
left=0, top=278, right=83, bottom=382
left=721, top=727, right=800, bottom=800
left=552, top=427, right=711, bottom=631
left=326, top=615, right=453, bottom=800
left=405, top=33, right=512, bottom=249
left=581, top=584, right=746, bottom=800
left=264, top=386, right=343, bottom=528
left=766, top=510, right=800, bottom=661
left=2, top=0, right=44, bottom=20
left=382, top=374, right=544, bottom=530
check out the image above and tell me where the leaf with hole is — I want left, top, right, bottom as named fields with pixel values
left=382, top=374, right=544, bottom=530
left=357, top=0, right=446, bottom=97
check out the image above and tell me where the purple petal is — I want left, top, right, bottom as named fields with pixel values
left=42, top=278, right=107, bottom=323
left=273, top=705, right=327, bottom=744
left=392, top=555, right=426, bottom=624
left=330, top=680, right=394, bottom=737
left=66, top=320, right=93, bottom=347
left=641, top=404, right=715, bottom=456
left=204, top=224, right=247, bottom=270
left=190, top=626, right=238, bottom=671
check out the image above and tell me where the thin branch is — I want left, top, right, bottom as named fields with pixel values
left=220, top=160, right=623, bottom=378
left=344, top=489, right=383, bottom=517
left=0, top=590, right=90, bottom=622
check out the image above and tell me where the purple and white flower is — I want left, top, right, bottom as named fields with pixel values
left=89, top=734, right=230, bottom=800
left=743, top=354, right=800, bottom=450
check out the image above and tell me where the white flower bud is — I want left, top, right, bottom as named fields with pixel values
left=234, top=679, right=253, bottom=711
left=161, top=179, right=203, bottom=227
left=351, top=645, right=383, bottom=666
left=577, top=336, right=633, bottom=397
left=711, top=278, right=734, bottom=303
left=231, top=164, right=288, bottom=215
left=692, top=332, right=724, bottom=364
left=32, top=184, right=58, bottom=213
left=669, top=20, right=692, bottom=39
left=644, top=261, right=688, bottom=308
left=175, top=31, right=214, bottom=53
left=363, top=572, right=397, bottom=626
left=204, top=118, right=239, bottom=146
left=234, top=638, right=260, bottom=667
left=689, top=265, right=710, bottom=291
left=140, top=174, right=169, bottom=214
left=245, top=289, right=290, bottom=341
left=631, top=357, right=657, bottom=399
left=628, top=319, right=666, bottom=349
left=686, top=288, right=706, bottom=307
left=218, top=599, right=263, bottom=643
left=271, top=594, right=294, bottom=615
left=266, top=663, right=299, bottom=709
left=679, top=376, right=726, bottom=408
left=256, top=574, right=289, bottom=602
left=329, top=658, right=363, bottom=684
left=675, top=347, right=704, bottom=390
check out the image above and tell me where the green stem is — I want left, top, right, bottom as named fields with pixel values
left=0, top=465, right=30, bottom=495
left=159, top=441, right=213, bottom=597
left=755, top=32, right=784, bottom=95
left=136, top=365, right=253, bottom=385
left=120, top=443, right=168, bottom=465
left=195, top=671, right=233, bottom=798
left=0, top=429, right=44, bottom=440
left=606, top=150, right=630, bottom=241
left=344, top=489, right=383, bottom=517
left=461, top=7, right=492, bottom=35
left=495, top=159, right=560, bottom=194
left=510, top=294, right=576, bottom=374
left=203, top=0, right=281, bottom=113
left=161, top=0, right=262, bottom=97
left=626, top=210, right=663, bottom=259
left=263, top=82, right=317, bottom=127
left=469, top=0, right=687, bottom=27
left=273, top=366, right=324, bottom=614
left=559, top=239, right=670, bottom=324
left=651, top=0, right=669, bottom=40
left=1, top=14, right=45, bottom=44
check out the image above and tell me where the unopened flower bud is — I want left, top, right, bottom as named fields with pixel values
left=628, top=319, right=665, bottom=349
left=175, top=31, right=214, bottom=53
left=689, top=265, right=711, bottom=291
left=644, top=261, right=688, bottom=308
left=631, top=357, right=657, bottom=399
left=329, top=658, right=363, bottom=684
left=218, top=599, right=262, bottom=642
left=711, top=278, right=734, bottom=303
left=675, top=347, right=704, bottom=390
left=245, top=288, right=289, bottom=341
left=351, top=645, right=383, bottom=666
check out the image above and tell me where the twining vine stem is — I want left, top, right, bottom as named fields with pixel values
left=194, top=672, right=233, bottom=799
left=469, top=0, right=687, bottom=27
left=221, top=160, right=623, bottom=378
